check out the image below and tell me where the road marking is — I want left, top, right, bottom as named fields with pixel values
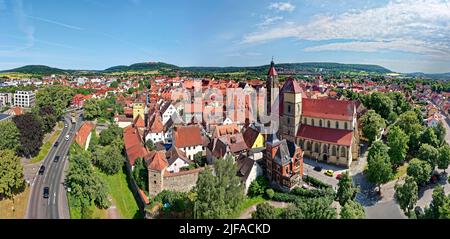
left=53, top=192, right=56, bottom=205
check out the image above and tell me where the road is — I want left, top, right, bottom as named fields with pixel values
left=26, top=111, right=83, bottom=219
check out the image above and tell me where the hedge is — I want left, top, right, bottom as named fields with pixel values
left=303, top=175, right=332, bottom=189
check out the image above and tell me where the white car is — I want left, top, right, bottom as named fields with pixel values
left=65, top=135, right=70, bottom=141
left=64, top=124, right=68, bottom=128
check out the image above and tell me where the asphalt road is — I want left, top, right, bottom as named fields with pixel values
left=26, top=111, right=82, bottom=219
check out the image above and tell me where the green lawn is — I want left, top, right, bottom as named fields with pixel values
left=393, top=163, right=409, bottom=180
left=97, top=167, right=141, bottom=219
left=30, top=130, right=61, bottom=163
left=229, top=195, right=267, bottom=219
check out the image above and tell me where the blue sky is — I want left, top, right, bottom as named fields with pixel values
left=0, top=0, right=450, bottom=73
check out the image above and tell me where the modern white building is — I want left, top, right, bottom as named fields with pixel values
left=14, top=91, right=35, bottom=108
left=0, top=93, right=13, bottom=106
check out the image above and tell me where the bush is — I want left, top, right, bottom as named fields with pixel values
left=248, top=176, right=269, bottom=197
left=271, top=192, right=299, bottom=203
left=291, top=187, right=335, bottom=199
left=303, top=175, right=332, bottom=189
left=265, top=189, right=275, bottom=199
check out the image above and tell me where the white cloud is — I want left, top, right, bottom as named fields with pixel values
left=257, top=16, right=283, bottom=27
left=244, top=0, right=450, bottom=59
left=269, top=2, right=295, bottom=12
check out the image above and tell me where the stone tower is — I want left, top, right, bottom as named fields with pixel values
left=281, top=78, right=302, bottom=142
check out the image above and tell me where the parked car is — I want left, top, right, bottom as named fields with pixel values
left=302, top=184, right=310, bottom=189
left=54, top=156, right=60, bottom=163
left=54, top=141, right=59, bottom=147
left=43, top=187, right=49, bottom=199
left=325, top=170, right=334, bottom=177
left=336, top=173, right=343, bottom=180
left=65, top=134, right=70, bottom=141
left=38, top=165, right=46, bottom=175
left=313, top=166, right=323, bottom=172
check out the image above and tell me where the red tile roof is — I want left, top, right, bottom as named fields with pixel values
left=302, top=98, right=355, bottom=121
left=174, top=126, right=203, bottom=148
left=297, top=125, right=353, bottom=146
left=10, top=107, right=23, bottom=116
left=147, top=151, right=168, bottom=171
left=148, top=112, right=164, bottom=133
left=124, top=125, right=149, bottom=166
left=75, top=123, right=94, bottom=149
left=134, top=115, right=145, bottom=128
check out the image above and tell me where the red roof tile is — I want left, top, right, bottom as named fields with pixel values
left=302, top=98, right=355, bottom=121
left=75, top=123, right=94, bottom=149
left=174, top=126, right=203, bottom=148
left=124, top=125, right=149, bottom=166
left=147, top=151, right=168, bottom=171
left=297, top=125, right=353, bottom=146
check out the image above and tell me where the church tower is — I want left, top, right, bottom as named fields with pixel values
left=281, top=78, right=302, bottom=142
left=266, top=59, right=279, bottom=117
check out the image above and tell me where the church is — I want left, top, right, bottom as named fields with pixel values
left=265, top=60, right=360, bottom=168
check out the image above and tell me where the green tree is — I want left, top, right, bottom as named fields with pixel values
left=397, top=111, right=421, bottom=136
left=145, top=139, right=157, bottom=151
left=367, top=140, right=390, bottom=162
left=438, top=144, right=450, bottom=173
left=99, top=124, right=123, bottom=146
left=194, top=156, right=244, bottom=219
left=0, top=121, right=20, bottom=152
left=395, top=176, right=418, bottom=216
left=340, top=200, right=365, bottom=219
left=265, top=188, right=275, bottom=199
left=110, top=81, right=119, bottom=88
left=425, top=185, right=447, bottom=219
left=283, top=198, right=337, bottom=219
left=133, top=157, right=148, bottom=192
left=420, top=127, right=439, bottom=148
left=36, top=86, right=74, bottom=118
left=418, top=144, right=439, bottom=169
left=0, top=150, right=25, bottom=199
left=248, top=176, right=269, bottom=197
left=93, top=145, right=123, bottom=175
left=360, top=110, right=386, bottom=143
left=13, top=113, right=44, bottom=158
left=407, top=158, right=432, bottom=186
left=336, top=172, right=357, bottom=206
left=408, top=124, right=424, bottom=155
left=36, top=105, right=58, bottom=134
left=366, top=92, right=393, bottom=119
left=194, top=152, right=206, bottom=167
left=366, top=152, right=393, bottom=193
left=387, top=126, right=409, bottom=167
left=434, top=122, right=446, bottom=146
left=252, top=203, right=278, bottom=219
left=83, top=99, right=101, bottom=120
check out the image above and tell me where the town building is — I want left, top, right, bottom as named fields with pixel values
left=14, top=91, right=35, bottom=108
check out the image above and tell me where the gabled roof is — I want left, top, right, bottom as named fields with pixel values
left=147, top=151, right=168, bottom=171
left=236, top=156, right=255, bottom=182
left=75, top=123, right=94, bottom=149
left=212, top=123, right=240, bottom=138
left=147, top=112, right=164, bottom=133
left=242, top=126, right=261, bottom=148
left=174, top=126, right=203, bottom=148
left=297, top=125, right=353, bottom=146
left=134, top=114, right=145, bottom=128
left=124, top=125, right=149, bottom=166
left=302, top=98, right=355, bottom=121
left=281, top=78, right=303, bottom=94
left=166, top=146, right=190, bottom=166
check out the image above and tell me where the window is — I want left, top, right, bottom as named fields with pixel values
left=154, top=181, right=157, bottom=184
left=319, top=120, right=323, bottom=127
left=287, top=118, right=291, bottom=125
left=345, top=122, right=349, bottom=130
left=312, top=119, right=315, bottom=127
left=288, top=105, right=291, bottom=113
left=303, top=118, right=306, bottom=124
left=335, top=122, right=339, bottom=129
left=327, top=121, right=331, bottom=128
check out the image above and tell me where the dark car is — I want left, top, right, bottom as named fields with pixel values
left=54, top=141, right=59, bottom=147
left=43, top=187, right=50, bottom=199
left=38, top=165, right=46, bottom=175
left=313, top=166, right=323, bottom=172
left=54, top=156, right=60, bottom=163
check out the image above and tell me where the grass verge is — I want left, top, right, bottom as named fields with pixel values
left=30, top=129, right=62, bottom=164
left=97, top=166, right=141, bottom=219
left=393, top=163, right=409, bottom=180
left=0, top=186, right=30, bottom=219
left=229, top=195, right=267, bottom=219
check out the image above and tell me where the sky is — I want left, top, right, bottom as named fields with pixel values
left=0, top=0, right=450, bottom=73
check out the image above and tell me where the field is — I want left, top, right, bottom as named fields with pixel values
left=0, top=186, right=30, bottom=219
